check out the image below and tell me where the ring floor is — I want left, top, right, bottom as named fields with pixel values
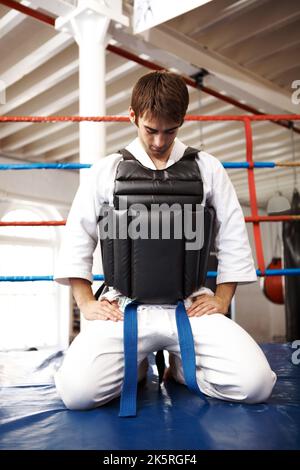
left=0, top=343, right=299, bottom=450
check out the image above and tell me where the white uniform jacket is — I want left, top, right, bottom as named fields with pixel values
left=54, top=137, right=257, bottom=294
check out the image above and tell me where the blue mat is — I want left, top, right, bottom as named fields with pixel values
left=0, top=344, right=300, bottom=450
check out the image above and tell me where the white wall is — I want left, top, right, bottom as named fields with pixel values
left=0, top=155, right=79, bottom=350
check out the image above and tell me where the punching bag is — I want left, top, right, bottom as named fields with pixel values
left=283, top=189, right=300, bottom=341
left=263, top=257, right=284, bottom=304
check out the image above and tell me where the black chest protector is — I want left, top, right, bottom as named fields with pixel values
left=99, top=147, right=215, bottom=303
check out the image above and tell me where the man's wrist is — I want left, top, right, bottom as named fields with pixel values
left=69, top=278, right=95, bottom=309
left=215, top=282, right=237, bottom=308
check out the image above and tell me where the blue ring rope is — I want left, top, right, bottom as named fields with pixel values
left=0, top=162, right=277, bottom=170
left=0, top=163, right=91, bottom=170
left=0, top=270, right=299, bottom=282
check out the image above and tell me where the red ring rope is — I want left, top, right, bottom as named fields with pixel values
left=244, top=118, right=266, bottom=274
left=1, top=215, right=299, bottom=227
left=0, top=114, right=299, bottom=123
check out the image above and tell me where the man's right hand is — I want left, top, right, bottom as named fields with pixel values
left=81, top=299, right=124, bottom=322
left=69, top=278, right=123, bottom=322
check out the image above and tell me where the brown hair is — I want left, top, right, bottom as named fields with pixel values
left=130, top=71, right=189, bottom=124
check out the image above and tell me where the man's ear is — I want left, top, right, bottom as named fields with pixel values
left=129, top=106, right=137, bottom=125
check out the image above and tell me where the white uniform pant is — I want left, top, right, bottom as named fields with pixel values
left=55, top=300, right=276, bottom=410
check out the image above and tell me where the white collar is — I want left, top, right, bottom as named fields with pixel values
left=125, top=137, right=188, bottom=170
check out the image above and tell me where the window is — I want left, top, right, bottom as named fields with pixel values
left=0, top=208, right=69, bottom=351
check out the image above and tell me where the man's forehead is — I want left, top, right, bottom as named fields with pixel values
left=141, top=113, right=180, bottom=130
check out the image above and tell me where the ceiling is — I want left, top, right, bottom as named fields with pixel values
left=0, top=0, right=299, bottom=208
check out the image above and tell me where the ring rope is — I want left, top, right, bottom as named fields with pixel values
left=1, top=114, right=299, bottom=281
left=0, top=221, right=66, bottom=226
left=1, top=162, right=299, bottom=171
left=244, top=118, right=266, bottom=274
left=1, top=215, right=300, bottom=227
left=0, top=114, right=300, bottom=123
left=1, top=270, right=299, bottom=282
left=276, top=162, right=300, bottom=167
left=245, top=215, right=300, bottom=222
left=0, top=163, right=91, bottom=170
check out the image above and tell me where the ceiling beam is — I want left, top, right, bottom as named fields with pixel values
left=0, top=62, right=146, bottom=142
left=0, top=88, right=78, bottom=140
left=23, top=126, right=77, bottom=156
left=190, top=0, right=264, bottom=38
left=27, top=0, right=73, bottom=17
left=204, top=0, right=300, bottom=52
left=166, top=0, right=236, bottom=36
left=256, top=45, right=300, bottom=80
left=0, top=31, right=73, bottom=88
left=275, top=66, right=300, bottom=89
left=111, top=26, right=199, bottom=76
left=227, top=21, right=300, bottom=66
left=141, top=24, right=299, bottom=114
left=2, top=47, right=138, bottom=115
left=0, top=0, right=34, bottom=39
left=2, top=45, right=78, bottom=114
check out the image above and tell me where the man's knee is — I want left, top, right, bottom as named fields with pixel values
left=239, top=367, right=277, bottom=404
left=60, top=386, right=96, bottom=410
left=55, top=373, right=121, bottom=411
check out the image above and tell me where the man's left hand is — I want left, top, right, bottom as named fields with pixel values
left=186, top=293, right=229, bottom=317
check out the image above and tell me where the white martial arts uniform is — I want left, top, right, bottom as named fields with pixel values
left=54, top=138, right=276, bottom=410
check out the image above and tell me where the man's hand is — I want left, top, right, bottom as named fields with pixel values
left=81, top=299, right=123, bottom=322
left=69, top=278, right=123, bottom=322
left=186, top=282, right=237, bottom=317
left=186, top=293, right=229, bottom=317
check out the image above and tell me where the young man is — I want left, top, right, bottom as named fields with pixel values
left=54, top=71, right=276, bottom=414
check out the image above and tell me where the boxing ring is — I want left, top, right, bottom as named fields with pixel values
left=0, top=112, right=300, bottom=451
left=0, top=343, right=299, bottom=451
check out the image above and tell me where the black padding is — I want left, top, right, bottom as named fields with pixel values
left=99, top=205, right=114, bottom=286
left=113, top=151, right=204, bottom=210
left=198, top=207, right=216, bottom=286
left=100, top=205, right=215, bottom=303
left=116, top=194, right=204, bottom=209
left=184, top=206, right=216, bottom=296
left=115, top=180, right=202, bottom=196
left=131, top=209, right=184, bottom=303
left=113, top=210, right=131, bottom=295
left=99, top=148, right=215, bottom=303
left=184, top=209, right=203, bottom=296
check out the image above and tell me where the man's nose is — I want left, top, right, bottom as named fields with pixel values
left=153, top=133, right=165, bottom=147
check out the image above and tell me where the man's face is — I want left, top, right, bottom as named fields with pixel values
left=129, top=108, right=181, bottom=162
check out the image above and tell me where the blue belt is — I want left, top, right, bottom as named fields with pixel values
left=119, top=300, right=208, bottom=417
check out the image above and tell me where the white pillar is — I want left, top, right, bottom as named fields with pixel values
left=58, top=11, right=109, bottom=177
left=55, top=0, right=129, bottom=175
left=74, top=12, right=109, bottom=172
